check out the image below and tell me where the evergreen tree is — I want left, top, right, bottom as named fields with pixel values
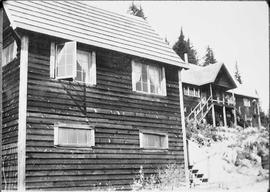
left=128, top=2, right=147, bottom=20
left=234, top=61, right=242, bottom=84
left=203, top=46, right=217, bottom=66
left=172, top=28, right=198, bottom=64
left=186, top=38, right=198, bottom=64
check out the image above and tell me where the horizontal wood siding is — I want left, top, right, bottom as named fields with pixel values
left=2, top=27, right=19, bottom=190
left=25, top=34, right=184, bottom=190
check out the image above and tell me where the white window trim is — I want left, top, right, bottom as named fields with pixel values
left=54, top=123, right=95, bottom=148
left=184, top=86, right=200, bottom=98
left=50, top=41, right=96, bottom=86
left=139, top=130, right=169, bottom=150
left=132, top=60, right=166, bottom=96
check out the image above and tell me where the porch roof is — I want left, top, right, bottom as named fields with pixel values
left=3, top=1, right=187, bottom=68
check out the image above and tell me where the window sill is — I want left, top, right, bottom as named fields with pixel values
left=54, top=145, right=94, bottom=151
left=51, top=78, right=96, bottom=87
left=133, top=90, right=167, bottom=97
left=140, top=148, right=169, bottom=152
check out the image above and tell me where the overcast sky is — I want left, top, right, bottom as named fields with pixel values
left=87, top=1, right=269, bottom=113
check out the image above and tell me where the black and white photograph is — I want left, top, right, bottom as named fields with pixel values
left=0, top=1, right=269, bottom=191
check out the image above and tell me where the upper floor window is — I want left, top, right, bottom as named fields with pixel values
left=2, top=41, right=17, bottom=66
left=183, top=86, right=200, bottom=98
left=50, top=41, right=96, bottom=85
left=54, top=123, right=95, bottom=147
left=132, top=61, right=166, bottom=96
left=243, top=98, right=251, bottom=107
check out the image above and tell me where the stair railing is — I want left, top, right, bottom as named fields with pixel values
left=187, top=95, right=213, bottom=123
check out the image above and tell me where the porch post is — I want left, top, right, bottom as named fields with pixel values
left=0, top=6, right=3, bottom=191
left=210, top=84, right=216, bottom=127
left=18, top=35, right=29, bottom=192
left=232, top=93, right=237, bottom=127
left=178, top=69, right=189, bottom=188
left=222, top=93, right=227, bottom=127
left=257, top=100, right=261, bottom=128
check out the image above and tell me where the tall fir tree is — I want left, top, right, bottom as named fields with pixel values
left=172, top=28, right=198, bottom=64
left=234, top=61, right=242, bottom=84
left=128, top=2, right=147, bottom=20
left=203, top=46, right=217, bottom=66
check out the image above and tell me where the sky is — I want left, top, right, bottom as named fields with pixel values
left=87, top=1, right=269, bottom=113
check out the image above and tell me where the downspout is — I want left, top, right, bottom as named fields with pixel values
left=178, top=69, right=189, bottom=188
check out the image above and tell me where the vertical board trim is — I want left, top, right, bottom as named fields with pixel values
left=49, top=42, right=55, bottom=78
left=178, top=69, right=189, bottom=188
left=17, top=35, right=29, bottom=191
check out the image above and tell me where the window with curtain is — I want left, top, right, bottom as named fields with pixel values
left=53, top=41, right=96, bottom=85
left=139, top=132, right=168, bottom=149
left=132, top=61, right=166, bottom=96
left=2, top=41, right=17, bottom=66
left=54, top=124, right=95, bottom=147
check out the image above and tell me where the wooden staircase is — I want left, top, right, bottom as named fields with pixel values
left=187, top=95, right=213, bottom=123
left=188, top=165, right=208, bottom=187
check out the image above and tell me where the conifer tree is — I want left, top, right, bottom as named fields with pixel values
left=234, top=61, right=242, bottom=84
left=203, top=46, right=217, bottom=66
left=128, top=2, right=147, bottom=20
left=172, top=28, right=198, bottom=64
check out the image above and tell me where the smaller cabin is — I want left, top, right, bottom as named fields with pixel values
left=182, top=63, right=261, bottom=128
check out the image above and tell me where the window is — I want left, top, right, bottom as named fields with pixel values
left=2, top=41, right=17, bottom=66
left=183, top=86, right=200, bottom=98
left=51, top=41, right=96, bottom=85
left=184, top=87, right=189, bottom=95
left=243, top=98, right=251, bottom=107
left=54, top=124, right=95, bottom=147
left=132, top=61, right=166, bottom=96
left=139, top=131, right=168, bottom=149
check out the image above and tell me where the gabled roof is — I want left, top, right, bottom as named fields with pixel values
left=182, top=63, right=237, bottom=89
left=3, top=1, right=187, bottom=68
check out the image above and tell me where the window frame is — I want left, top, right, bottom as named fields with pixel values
left=183, top=86, right=200, bottom=98
left=132, top=60, right=167, bottom=96
left=139, top=130, right=169, bottom=150
left=243, top=98, right=251, bottom=107
left=54, top=123, right=95, bottom=148
left=50, top=41, right=96, bottom=85
left=2, top=40, right=17, bottom=67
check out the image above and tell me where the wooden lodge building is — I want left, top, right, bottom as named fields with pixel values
left=1, top=1, right=261, bottom=191
left=1, top=1, right=190, bottom=191
left=182, top=63, right=261, bottom=128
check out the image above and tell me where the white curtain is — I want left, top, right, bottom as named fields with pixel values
left=132, top=61, right=142, bottom=90
left=149, top=65, right=161, bottom=93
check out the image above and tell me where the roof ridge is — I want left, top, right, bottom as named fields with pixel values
left=75, top=1, right=148, bottom=24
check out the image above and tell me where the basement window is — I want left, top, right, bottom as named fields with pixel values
left=51, top=41, right=96, bottom=85
left=2, top=41, right=17, bottom=66
left=54, top=124, right=95, bottom=147
left=132, top=61, right=166, bottom=96
left=139, top=131, right=168, bottom=149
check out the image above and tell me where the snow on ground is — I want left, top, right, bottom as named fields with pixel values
left=187, top=126, right=269, bottom=192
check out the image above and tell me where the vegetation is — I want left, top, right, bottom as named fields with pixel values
left=172, top=28, right=198, bottom=64
left=131, top=164, right=185, bottom=191
left=234, top=61, right=243, bottom=84
left=128, top=2, right=147, bottom=20
left=202, top=46, right=217, bottom=66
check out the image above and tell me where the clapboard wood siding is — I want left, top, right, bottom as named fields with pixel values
left=25, top=34, right=184, bottom=190
left=2, top=27, right=20, bottom=190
